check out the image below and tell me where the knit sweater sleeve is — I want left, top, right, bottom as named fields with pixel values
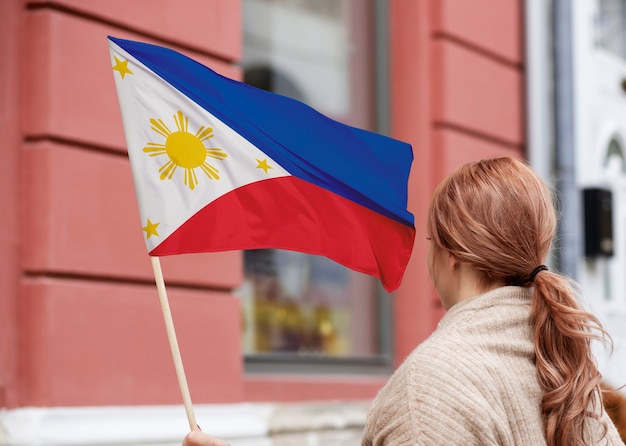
left=361, top=355, right=420, bottom=445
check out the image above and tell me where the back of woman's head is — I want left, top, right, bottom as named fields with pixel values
left=427, top=157, right=555, bottom=285
left=428, top=157, right=610, bottom=446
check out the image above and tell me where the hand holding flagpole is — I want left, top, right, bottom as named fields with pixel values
left=150, top=256, right=197, bottom=431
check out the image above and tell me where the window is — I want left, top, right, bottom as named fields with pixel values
left=596, top=0, right=626, bottom=59
left=603, top=137, right=626, bottom=303
left=239, top=0, right=391, bottom=370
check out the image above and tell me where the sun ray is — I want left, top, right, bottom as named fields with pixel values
left=174, top=110, right=188, bottom=133
left=150, top=118, right=172, bottom=138
left=143, top=142, right=168, bottom=156
left=196, top=126, right=214, bottom=142
left=159, top=160, right=178, bottom=180
left=184, top=168, right=199, bottom=189
left=206, top=148, right=228, bottom=160
left=200, top=162, right=220, bottom=179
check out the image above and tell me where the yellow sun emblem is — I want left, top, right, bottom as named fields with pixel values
left=143, top=111, right=228, bottom=190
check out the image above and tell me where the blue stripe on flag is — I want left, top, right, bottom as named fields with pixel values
left=109, top=36, right=414, bottom=227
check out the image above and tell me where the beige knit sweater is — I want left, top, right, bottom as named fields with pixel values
left=362, top=286, right=624, bottom=445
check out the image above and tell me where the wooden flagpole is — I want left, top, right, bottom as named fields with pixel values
left=150, top=256, right=198, bottom=431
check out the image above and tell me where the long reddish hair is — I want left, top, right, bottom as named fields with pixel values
left=427, top=157, right=610, bottom=445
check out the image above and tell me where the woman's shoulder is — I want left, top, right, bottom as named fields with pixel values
left=397, top=306, right=538, bottom=401
left=404, top=315, right=489, bottom=366
left=390, top=335, right=492, bottom=410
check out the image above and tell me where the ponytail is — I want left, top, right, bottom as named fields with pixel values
left=531, top=270, right=611, bottom=445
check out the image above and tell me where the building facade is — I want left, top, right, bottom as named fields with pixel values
left=527, top=0, right=626, bottom=389
left=571, top=0, right=626, bottom=388
left=0, top=1, right=524, bottom=444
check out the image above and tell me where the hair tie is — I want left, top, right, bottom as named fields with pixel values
left=529, top=265, right=548, bottom=282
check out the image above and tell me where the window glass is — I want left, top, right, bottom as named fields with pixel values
left=239, top=0, right=389, bottom=361
left=241, top=250, right=381, bottom=358
left=596, top=0, right=626, bottom=59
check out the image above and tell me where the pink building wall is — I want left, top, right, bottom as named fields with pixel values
left=0, top=0, right=524, bottom=410
left=391, top=0, right=524, bottom=366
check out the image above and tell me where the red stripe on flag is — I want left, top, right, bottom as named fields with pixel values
left=150, top=177, right=415, bottom=292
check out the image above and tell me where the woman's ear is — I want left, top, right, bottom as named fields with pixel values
left=447, top=252, right=459, bottom=272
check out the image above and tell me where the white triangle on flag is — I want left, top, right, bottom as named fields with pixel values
left=109, top=41, right=291, bottom=252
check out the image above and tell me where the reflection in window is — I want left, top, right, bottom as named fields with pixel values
left=596, top=0, right=626, bottom=59
left=242, top=250, right=379, bottom=357
left=242, top=0, right=375, bottom=128
left=239, top=0, right=387, bottom=360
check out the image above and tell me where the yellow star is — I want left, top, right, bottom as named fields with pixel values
left=112, top=56, right=134, bottom=79
left=142, top=219, right=160, bottom=239
left=256, top=158, right=272, bottom=174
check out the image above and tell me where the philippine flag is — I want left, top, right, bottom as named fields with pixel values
left=108, top=36, right=415, bottom=292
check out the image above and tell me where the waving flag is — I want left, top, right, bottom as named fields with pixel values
left=108, top=36, right=415, bottom=292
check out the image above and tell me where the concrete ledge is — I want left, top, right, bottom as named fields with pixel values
left=0, top=401, right=368, bottom=446
left=270, top=401, right=368, bottom=434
